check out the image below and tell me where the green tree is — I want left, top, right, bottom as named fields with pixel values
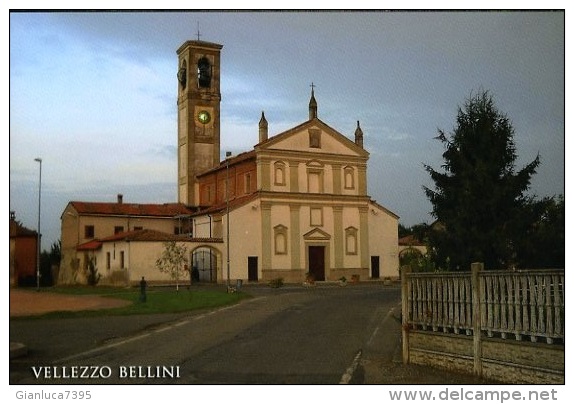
left=424, top=91, right=540, bottom=270
left=39, top=240, right=61, bottom=286
left=514, top=195, right=564, bottom=268
left=86, top=256, right=101, bottom=286
left=156, top=241, right=189, bottom=291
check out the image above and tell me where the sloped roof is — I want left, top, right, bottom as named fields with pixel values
left=67, top=201, right=196, bottom=218
left=398, top=234, right=425, bottom=246
left=191, top=192, right=260, bottom=217
left=196, top=150, right=256, bottom=178
left=101, top=229, right=183, bottom=242
left=76, top=239, right=103, bottom=251
left=76, top=229, right=224, bottom=251
left=369, top=199, right=400, bottom=220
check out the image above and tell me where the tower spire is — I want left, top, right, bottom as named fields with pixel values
left=354, top=120, right=364, bottom=148
left=259, top=111, right=268, bottom=143
left=309, top=82, right=318, bottom=120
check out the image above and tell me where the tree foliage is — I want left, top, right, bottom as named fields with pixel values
left=86, top=256, right=101, bottom=286
left=156, top=241, right=189, bottom=291
left=424, top=91, right=542, bottom=270
left=513, top=195, right=564, bottom=269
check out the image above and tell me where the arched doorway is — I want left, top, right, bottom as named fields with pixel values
left=191, top=246, right=219, bottom=283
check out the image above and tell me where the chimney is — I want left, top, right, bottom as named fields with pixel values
left=117, top=194, right=123, bottom=204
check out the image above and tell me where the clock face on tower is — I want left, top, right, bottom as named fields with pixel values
left=197, top=110, right=211, bottom=124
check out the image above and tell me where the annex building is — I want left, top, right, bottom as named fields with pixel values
left=58, top=39, right=399, bottom=285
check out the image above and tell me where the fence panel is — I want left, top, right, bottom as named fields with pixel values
left=404, top=267, right=564, bottom=344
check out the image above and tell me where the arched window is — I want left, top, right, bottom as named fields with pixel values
left=274, top=225, right=288, bottom=255
left=197, top=56, right=211, bottom=88
left=274, top=161, right=286, bottom=186
left=177, top=61, right=187, bottom=89
left=344, top=166, right=355, bottom=189
left=345, top=226, right=358, bottom=255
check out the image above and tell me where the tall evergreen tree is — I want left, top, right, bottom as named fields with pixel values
left=424, top=91, right=540, bottom=270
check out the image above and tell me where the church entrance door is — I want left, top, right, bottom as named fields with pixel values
left=308, top=246, right=325, bottom=281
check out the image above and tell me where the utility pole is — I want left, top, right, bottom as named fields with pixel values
left=34, top=157, right=42, bottom=291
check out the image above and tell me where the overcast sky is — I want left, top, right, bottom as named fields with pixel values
left=8, top=10, right=565, bottom=250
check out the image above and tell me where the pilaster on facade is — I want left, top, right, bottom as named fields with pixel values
left=359, top=206, right=370, bottom=269
left=289, top=162, right=299, bottom=192
left=290, top=204, right=302, bottom=271
left=260, top=201, right=272, bottom=270
left=258, top=158, right=271, bottom=192
left=358, top=164, right=368, bottom=196
left=332, top=162, right=342, bottom=195
left=333, top=205, right=344, bottom=269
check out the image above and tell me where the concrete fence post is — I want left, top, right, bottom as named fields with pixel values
left=471, top=262, right=484, bottom=377
left=401, top=265, right=412, bottom=364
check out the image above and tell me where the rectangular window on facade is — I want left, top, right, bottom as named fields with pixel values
left=84, top=225, right=94, bottom=238
left=308, top=171, right=321, bottom=193
left=309, top=129, right=321, bottom=148
left=120, top=251, right=125, bottom=269
left=114, top=226, right=124, bottom=235
left=310, top=207, right=323, bottom=226
left=134, top=226, right=143, bottom=231
left=106, top=252, right=111, bottom=270
left=245, top=173, right=252, bottom=193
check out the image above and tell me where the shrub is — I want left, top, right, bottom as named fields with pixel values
left=268, top=277, right=284, bottom=288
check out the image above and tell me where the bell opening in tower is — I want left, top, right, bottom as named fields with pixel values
left=197, top=57, right=212, bottom=88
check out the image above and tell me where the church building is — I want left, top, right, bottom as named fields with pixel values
left=58, top=38, right=399, bottom=285
left=177, top=39, right=399, bottom=284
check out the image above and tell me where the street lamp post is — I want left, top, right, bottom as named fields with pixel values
left=34, top=158, right=42, bottom=291
left=225, top=151, right=232, bottom=292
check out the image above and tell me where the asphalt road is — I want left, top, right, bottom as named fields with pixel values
left=10, top=284, right=402, bottom=385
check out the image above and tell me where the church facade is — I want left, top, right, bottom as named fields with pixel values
left=58, top=38, right=399, bottom=285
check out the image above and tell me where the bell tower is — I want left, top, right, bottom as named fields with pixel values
left=176, top=40, right=223, bottom=206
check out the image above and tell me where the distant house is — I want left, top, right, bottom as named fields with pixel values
left=9, top=211, right=38, bottom=287
left=398, top=234, right=427, bottom=263
left=59, top=195, right=197, bottom=285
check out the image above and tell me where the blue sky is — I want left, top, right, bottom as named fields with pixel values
left=8, top=10, right=565, bottom=251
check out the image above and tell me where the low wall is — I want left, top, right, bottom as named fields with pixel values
left=408, top=331, right=564, bottom=384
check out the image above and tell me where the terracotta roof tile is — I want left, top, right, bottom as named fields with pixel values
left=398, top=234, right=424, bottom=246
left=69, top=201, right=196, bottom=217
left=77, top=229, right=224, bottom=250
left=76, top=240, right=103, bottom=251
left=196, top=150, right=256, bottom=178
left=191, top=192, right=259, bottom=216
